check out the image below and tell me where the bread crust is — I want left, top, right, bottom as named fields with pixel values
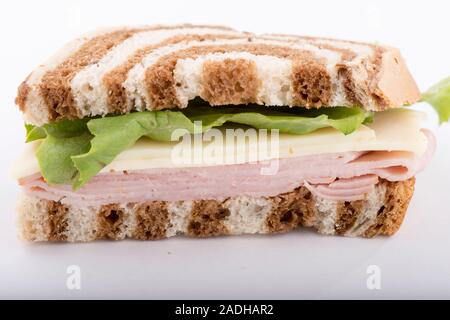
left=17, top=178, right=415, bottom=242
left=371, top=47, right=421, bottom=109
left=15, top=25, right=420, bottom=126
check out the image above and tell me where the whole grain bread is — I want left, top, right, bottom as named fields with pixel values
left=16, top=24, right=420, bottom=126
left=18, top=178, right=415, bottom=242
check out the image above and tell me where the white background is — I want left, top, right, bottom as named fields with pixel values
left=0, top=0, right=449, bottom=299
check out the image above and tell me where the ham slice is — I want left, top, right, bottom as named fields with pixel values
left=19, top=129, right=436, bottom=205
left=305, top=175, right=379, bottom=201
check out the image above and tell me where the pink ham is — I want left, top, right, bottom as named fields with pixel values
left=19, top=129, right=436, bottom=205
left=304, top=175, right=379, bottom=201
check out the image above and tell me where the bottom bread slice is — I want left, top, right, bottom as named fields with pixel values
left=17, top=178, right=415, bottom=242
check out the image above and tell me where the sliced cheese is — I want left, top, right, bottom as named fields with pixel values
left=11, top=108, right=428, bottom=179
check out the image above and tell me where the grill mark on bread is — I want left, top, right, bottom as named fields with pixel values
left=367, top=47, right=389, bottom=108
left=334, top=201, right=364, bottom=235
left=16, top=79, right=31, bottom=112
left=266, top=191, right=304, bottom=233
left=296, top=188, right=317, bottom=227
left=15, top=32, right=95, bottom=114
left=291, top=58, right=332, bottom=107
left=317, top=43, right=369, bottom=106
left=338, top=46, right=386, bottom=108
left=38, top=26, right=230, bottom=119
left=72, top=26, right=240, bottom=116
left=201, top=58, right=261, bottom=105
left=266, top=34, right=378, bottom=57
left=313, top=43, right=359, bottom=105
left=16, top=28, right=103, bottom=119
left=363, top=178, right=415, bottom=237
left=187, top=200, right=230, bottom=237
left=46, top=201, right=68, bottom=241
left=314, top=44, right=356, bottom=61
left=133, top=201, right=169, bottom=240
left=267, top=34, right=385, bottom=106
left=97, top=204, right=128, bottom=240
left=337, top=65, right=361, bottom=105
left=260, top=36, right=359, bottom=61
left=265, top=187, right=319, bottom=233
left=343, top=46, right=386, bottom=107
left=144, top=43, right=321, bottom=109
left=18, top=25, right=234, bottom=119
left=39, top=28, right=145, bottom=121
left=103, top=33, right=246, bottom=113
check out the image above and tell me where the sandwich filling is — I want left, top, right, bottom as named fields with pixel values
left=13, top=107, right=435, bottom=205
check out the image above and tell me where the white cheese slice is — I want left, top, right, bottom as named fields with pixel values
left=11, top=108, right=428, bottom=179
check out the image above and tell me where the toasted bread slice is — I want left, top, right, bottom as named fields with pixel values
left=16, top=24, right=420, bottom=126
left=18, top=178, right=414, bottom=241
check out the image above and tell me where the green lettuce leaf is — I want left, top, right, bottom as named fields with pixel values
left=25, top=124, right=46, bottom=142
left=28, top=119, right=93, bottom=185
left=421, top=76, right=450, bottom=123
left=184, top=106, right=372, bottom=135
left=37, top=132, right=92, bottom=184
left=71, top=111, right=197, bottom=189
left=26, top=106, right=372, bottom=189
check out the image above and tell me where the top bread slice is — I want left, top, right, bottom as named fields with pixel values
left=16, top=24, right=420, bottom=126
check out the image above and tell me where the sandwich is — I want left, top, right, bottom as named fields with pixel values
left=12, top=24, right=449, bottom=242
